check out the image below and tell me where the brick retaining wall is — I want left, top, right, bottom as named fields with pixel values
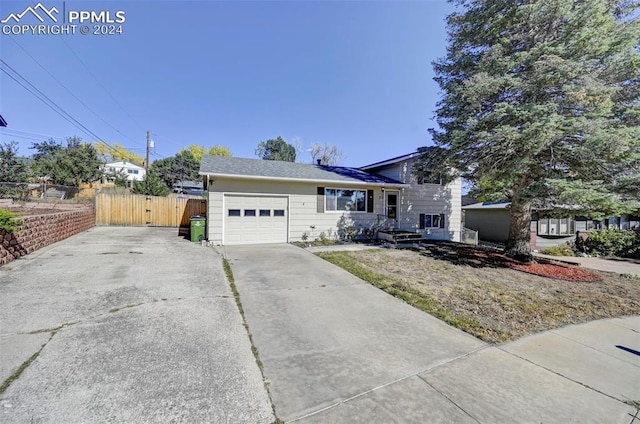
left=0, top=208, right=95, bottom=266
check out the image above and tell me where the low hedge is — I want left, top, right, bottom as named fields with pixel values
left=584, top=229, right=640, bottom=259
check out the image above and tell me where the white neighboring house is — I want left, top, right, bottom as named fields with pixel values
left=103, top=161, right=146, bottom=187
left=199, top=152, right=462, bottom=245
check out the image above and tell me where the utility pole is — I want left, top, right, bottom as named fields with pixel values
left=145, top=130, right=151, bottom=172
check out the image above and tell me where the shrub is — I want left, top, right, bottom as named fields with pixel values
left=540, top=244, right=574, bottom=256
left=0, top=208, right=21, bottom=233
left=584, top=229, right=640, bottom=259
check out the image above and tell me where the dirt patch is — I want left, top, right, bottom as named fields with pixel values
left=318, top=245, right=639, bottom=343
left=2, top=204, right=89, bottom=216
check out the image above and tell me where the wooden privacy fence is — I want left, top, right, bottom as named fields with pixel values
left=96, top=193, right=206, bottom=227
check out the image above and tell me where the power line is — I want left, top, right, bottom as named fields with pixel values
left=0, top=128, right=66, bottom=142
left=0, top=59, right=120, bottom=155
left=0, top=132, right=63, bottom=144
left=7, top=35, right=141, bottom=148
left=57, top=35, right=146, bottom=135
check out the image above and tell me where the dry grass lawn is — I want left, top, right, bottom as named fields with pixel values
left=317, top=246, right=640, bottom=343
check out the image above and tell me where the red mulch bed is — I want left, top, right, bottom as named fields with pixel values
left=510, top=261, right=602, bottom=282
left=423, top=243, right=603, bottom=283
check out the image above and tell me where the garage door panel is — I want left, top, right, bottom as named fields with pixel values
left=224, top=195, right=287, bottom=245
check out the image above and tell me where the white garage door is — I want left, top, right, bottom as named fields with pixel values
left=224, top=195, right=288, bottom=245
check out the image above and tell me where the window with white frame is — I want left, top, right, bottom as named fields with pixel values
left=420, top=213, right=445, bottom=229
left=425, top=214, right=440, bottom=228
left=325, top=188, right=366, bottom=212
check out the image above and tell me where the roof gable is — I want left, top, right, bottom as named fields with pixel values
left=359, top=152, right=420, bottom=171
left=199, top=156, right=405, bottom=186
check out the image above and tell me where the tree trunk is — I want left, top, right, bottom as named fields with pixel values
left=504, top=197, right=533, bottom=262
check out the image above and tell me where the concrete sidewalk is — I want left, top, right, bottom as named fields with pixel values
left=226, top=244, right=639, bottom=423
left=535, top=253, right=640, bottom=277
left=0, top=227, right=274, bottom=423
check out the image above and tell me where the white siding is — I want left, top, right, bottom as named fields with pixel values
left=207, top=178, right=386, bottom=244
left=103, top=161, right=146, bottom=181
left=369, top=158, right=462, bottom=242
left=224, top=195, right=288, bottom=244
left=205, top=154, right=463, bottom=244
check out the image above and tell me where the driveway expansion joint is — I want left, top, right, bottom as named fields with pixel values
left=287, top=345, right=489, bottom=423
left=549, top=327, right=640, bottom=367
left=416, top=374, right=482, bottom=424
left=498, top=347, right=633, bottom=406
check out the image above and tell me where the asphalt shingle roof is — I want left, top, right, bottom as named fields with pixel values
left=199, top=156, right=405, bottom=186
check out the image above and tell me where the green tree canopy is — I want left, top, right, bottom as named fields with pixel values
left=0, top=141, right=30, bottom=182
left=255, top=136, right=297, bottom=162
left=31, top=136, right=103, bottom=186
left=420, top=0, right=640, bottom=260
left=150, top=150, right=199, bottom=188
left=132, top=170, right=170, bottom=196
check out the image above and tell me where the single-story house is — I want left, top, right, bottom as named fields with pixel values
left=463, top=201, right=640, bottom=248
left=102, top=160, right=146, bottom=187
left=199, top=153, right=462, bottom=245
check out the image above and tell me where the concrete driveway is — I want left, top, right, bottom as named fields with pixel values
left=0, top=227, right=274, bottom=423
left=225, top=244, right=639, bottom=423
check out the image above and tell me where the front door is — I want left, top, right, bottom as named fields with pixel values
left=386, top=191, right=398, bottom=226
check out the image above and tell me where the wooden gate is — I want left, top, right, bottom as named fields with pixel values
left=96, top=193, right=206, bottom=227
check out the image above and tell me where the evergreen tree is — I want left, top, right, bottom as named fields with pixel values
left=0, top=141, right=30, bottom=182
left=132, top=170, right=170, bottom=196
left=422, top=0, right=640, bottom=260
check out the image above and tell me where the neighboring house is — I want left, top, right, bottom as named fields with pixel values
left=103, top=161, right=146, bottom=187
left=199, top=153, right=462, bottom=245
left=173, top=180, right=205, bottom=196
left=0, top=114, right=7, bottom=127
left=463, top=202, right=640, bottom=248
left=462, top=202, right=512, bottom=243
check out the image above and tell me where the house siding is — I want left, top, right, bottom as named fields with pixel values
left=464, top=209, right=511, bottom=243
left=366, top=158, right=462, bottom=242
left=207, top=178, right=386, bottom=244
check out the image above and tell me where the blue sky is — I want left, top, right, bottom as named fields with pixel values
left=0, top=0, right=453, bottom=167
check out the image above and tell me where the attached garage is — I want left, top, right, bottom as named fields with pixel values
left=200, top=156, right=408, bottom=245
left=224, top=195, right=288, bottom=245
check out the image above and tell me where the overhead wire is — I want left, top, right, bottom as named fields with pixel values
left=0, top=58, right=120, bottom=155
left=57, top=35, right=146, bottom=133
left=6, top=35, right=141, bottom=149
left=0, top=128, right=66, bottom=140
left=0, top=128, right=66, bottom=144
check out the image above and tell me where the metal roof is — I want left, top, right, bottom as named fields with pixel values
left=199, top=156, right=407, bottom=187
